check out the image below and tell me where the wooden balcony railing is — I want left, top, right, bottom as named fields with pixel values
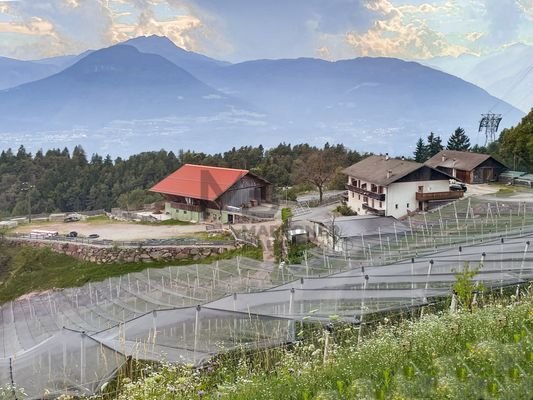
left=345, top=184, right=385, bottom=201
left=362, top=203, right=386, bottom=216
left=169, top=202, right=204, bottom=213
left=415, top=191, right=464, bottom=202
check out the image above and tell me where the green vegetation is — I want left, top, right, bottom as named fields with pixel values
left=0, top=241, right=261, bottom=303
left=452, top=263, right=484, bottom=312
left=334, top=204, right=356, bottom=216
left=447, top=127, right=471, bottom=151
left=96, top=291, right=532, bottom=400
left=414, top=132, right=444, bottom=162
left=498, top=109, right=533, bottom=172
left=85, top=215, right=114, bottom=223
left=281, top=208, right=292, bottom=224
left=287, top=243, right=314, bottom=264
left=0, top=143, right=365, bottom=219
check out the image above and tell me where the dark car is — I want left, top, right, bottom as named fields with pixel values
left=66, top=231, right=78, bottom=238
left=450, top=183, right=467, bottom=192
left=87, top=234, right=100, bottom=239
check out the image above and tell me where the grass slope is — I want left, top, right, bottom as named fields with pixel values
left=0, top=240, right=262, bottom=303
left=108, top=293, right=532, bottom=400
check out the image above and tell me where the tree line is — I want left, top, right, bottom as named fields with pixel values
left=413, top=127, right=472, bottom=163
left=1, top=110, right=530, bottom=218
left=0, top=143, right=364, bottom=217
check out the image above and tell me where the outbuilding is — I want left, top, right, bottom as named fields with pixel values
left=425, top=150, right=507, bottom=184
left=150, top=164, right=272, bottom=223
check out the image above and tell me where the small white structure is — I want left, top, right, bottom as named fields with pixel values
left=343, top=155, right=462, bottom=219
left=0, top=220, right=18, bottom=229
left=286, top=228, right=308, bottom=245
left=312, top=215, right=409, bottom=252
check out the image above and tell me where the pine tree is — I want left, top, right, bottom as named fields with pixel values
left=427, top=132, right=443, bottom=157
left=414, top=138, right=428, bottom=163
left=447, top=127, right=471, bottom=151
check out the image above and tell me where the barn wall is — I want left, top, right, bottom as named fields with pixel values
left=219, top=175, right=267, bottom=208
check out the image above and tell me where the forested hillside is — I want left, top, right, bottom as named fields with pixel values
left=496, top=109, right=533, bottom=172
left=0, top=143, right=363, bottom=217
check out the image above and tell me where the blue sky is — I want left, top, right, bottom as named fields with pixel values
left=0, top=0, right=532, bottom=61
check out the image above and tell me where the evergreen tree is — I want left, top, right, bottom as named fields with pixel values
left=447, top=127, right=471, bottom=151
left=414, top=138, right=428, bottom=163
left=427, top=132, right=443, bottom=157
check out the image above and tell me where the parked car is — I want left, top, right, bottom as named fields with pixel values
left=450, top=182, right=467, bottom=192
left=64, top=215, right=80, bottom=223
left=87, top=234, right=100, bottom=239
left=66, top=231, right=78, bottom=238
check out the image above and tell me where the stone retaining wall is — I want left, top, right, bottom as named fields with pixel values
left=9, top=239, right=233, bottom=264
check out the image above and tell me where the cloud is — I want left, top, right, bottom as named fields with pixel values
left=0, top=0, right=208, bottom=59
left=481, top=0, right=523, bottom=46
left=345, top=0, right=469, bottom=59
left=516, top=0, right=533, bottom=18
left=466, top=31, right=484, bottom=42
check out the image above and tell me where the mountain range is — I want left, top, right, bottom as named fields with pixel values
left=0, top=35, right=526, bottom=156
left=425, top=43, right=533, bottom=113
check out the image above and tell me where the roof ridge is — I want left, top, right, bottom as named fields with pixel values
left=183, top=164, right=249, bottom=173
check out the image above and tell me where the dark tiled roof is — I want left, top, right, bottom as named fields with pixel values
left=342, top=155, right=423, bottom=186
left=425, top=150, right=494, bottom=171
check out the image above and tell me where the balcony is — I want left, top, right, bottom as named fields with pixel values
left=345, top=184, right=385, bottom=201
left=362, top=203, right=386, bottom=216
left=415, top=191, right=464, bottom=202
left=169, top=202, right=204, bottom=213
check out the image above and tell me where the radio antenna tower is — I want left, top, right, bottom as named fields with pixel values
left=479, top=113, right=502, bottom=146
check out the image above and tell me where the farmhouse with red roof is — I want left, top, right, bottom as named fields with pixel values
left=150, top=164, right=272, bottom=223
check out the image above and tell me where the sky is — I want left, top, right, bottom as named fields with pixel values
left=0, top=0, right=532, bottom=61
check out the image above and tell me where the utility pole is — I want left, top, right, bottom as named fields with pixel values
left=20, top=182, right=34, bottom=223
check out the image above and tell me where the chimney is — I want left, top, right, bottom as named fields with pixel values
left=387, top=169, right=392, bottom=179
left=441, top=154, right=446, bottom=162
left=385, top=153, right=390, bottom=161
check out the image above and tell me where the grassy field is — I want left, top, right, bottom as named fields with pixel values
left=101, top=291, right=532, bottom=400
left=0, top=241, right=262, bottom=303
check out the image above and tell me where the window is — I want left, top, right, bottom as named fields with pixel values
left=358, top=195, right=361, bottom=200
left=407, top=203, right=410, bottom=209
left=351, top=192, right=355, bottom=198
left=363, top=196, right=368, bottom=203
left=395, top=204, right=398, bottom=209
left=379, top=202, right=382, bottom=208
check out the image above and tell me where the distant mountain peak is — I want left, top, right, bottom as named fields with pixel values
left=123, top=35, right=229, bottom=73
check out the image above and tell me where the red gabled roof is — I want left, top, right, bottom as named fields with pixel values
left=150, top=164, right=249, bottom=201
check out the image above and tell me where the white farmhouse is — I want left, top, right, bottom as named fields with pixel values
left=343, top=155, right=463, bottom=219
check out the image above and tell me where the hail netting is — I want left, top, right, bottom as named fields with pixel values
left=0, top=234, right=532, bottom=398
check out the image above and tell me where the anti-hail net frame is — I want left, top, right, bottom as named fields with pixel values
left=0, top=232, right=532, bottom=398
left=2, top=330, right=125, bottom=399
left=291, top=198, right=533, bottom=277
